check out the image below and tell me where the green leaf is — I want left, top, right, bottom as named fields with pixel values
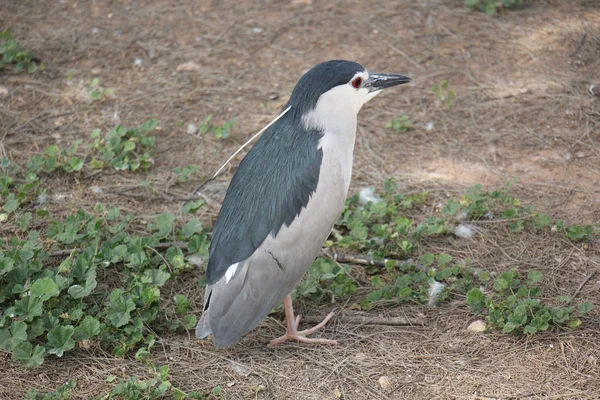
left=366, top=289, right=383, bottom=303
left=464, top=0, right=479, bottom=9
left=174, top=294, right=190, bottom=314
left=182, top=199, right=205, bottom=214
left=158, top=364, right=169, bottom=380
left=14, top=296, right=43, bottom=321
left=139, top=119, right=159, bottom=132
left=523, top=325, right=537, bottom=334
left=73, top=316, right=101, bottom=341
left=12, top=342, right=45, bottom=367
left=552, top=308, right=570, bottom=324
left=143, top=269, right=171, bottom=286
left=181, top=219, right=202, bottom=237
left=3, top=321, right=28, bottom=350
left=189, top=234, right=209, bottom=256
left=150, top=213, right=175, bottom=238
left=526, top=271, right=543, bottom=285
left=105, top=289, right=136, bottom=327
left=436, top=253, right=452, bottom=267
left=28, top=318, right=45, bottom=340
left=17, top=212, right=32, bottom=232
left=31, top=277, right=59, bottom=301
left=183, top=314, right=197, bottom=329
left=578, top=301, right=594, bottom=315
left=419, top=253, right=435, bottom=267
left=466, top=288, right=486, bottom=313
left=46, top=325, right=75, bottom=357
left=4, top=193, right=19, bottom=213
left=565, top=225, right=594, bottom=241
left=493, top=278, right=509, bottom=291
left=534, top=213, right=551, bottom=230
left=568, top=319, right=582, bottom=329
left=68, top=270, right=97, bottom=299
left=502, top=321, right=518, bottom=333
left=442, top=199, right=460, bottom=216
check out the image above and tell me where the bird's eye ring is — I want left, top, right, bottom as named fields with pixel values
left=351, top=77, right=362, bottom=89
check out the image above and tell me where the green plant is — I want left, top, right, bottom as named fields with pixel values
left=0, top=31, right=43, bottom=73
left=86, top=78, right=114, bottom=101
left=26, top=142, right=84, bottom=175
left=0, top=200, right=209, bottom=367
left=101, top=337, right=210, bottom=400
left=466, top=270, right=594, bottom=334
left=385, top=115, right=412, bottom=132
left=25, top=379, right=76, bottom=400
left=432, top=80, right=455, bottom=109
left=173, top=164, right=199, bottom=184
left=198, top=115, right=234, bottom=139
left=90, top=120, right=158, bottom=171
left=295, top=258, right=357, bottom=302
left=465, top=0, right=525, bottom=16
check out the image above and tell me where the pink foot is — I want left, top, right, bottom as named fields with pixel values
left=269, top=296, right=337, bottom=346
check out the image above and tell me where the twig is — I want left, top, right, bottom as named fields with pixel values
left=570, top=33, right=587, bottom=57
left=572, top=270, right=596, bottom=299
left=302, top=314, right=424, bottom=326
left=331, top=253, right=416, bottom=268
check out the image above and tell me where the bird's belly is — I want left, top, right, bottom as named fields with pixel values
left=260, top=149, right=352, bottom=290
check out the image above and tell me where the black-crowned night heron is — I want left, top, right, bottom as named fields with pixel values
left=196, top=60, right=411, bottom=348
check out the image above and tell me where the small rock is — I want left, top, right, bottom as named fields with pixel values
left=51, top=193, right=67, bottom=203
left=187, top=123, right=198, bottom=135
left=467, top=320, right=486, bottom=333
left=454, top=224, right=474, bottom=239
left=0, top=85, right=8, bottom=97
left=576, top=152, right=585, bottom=159
left=226, top=382, right=236, bottom=388
left=134, top=58, right=143, bottom=67
left=229, top=360, right=251, bottom=377
left=37, top=194, right=48, bottom=205
left=90, top=185, right=102, bottom=194
left=378, top=376, right=393, bottom=390
left=0, top=213, right=7, bottom=223
left=252, top=27, right=263, bottom=33
left=590, top=84, right=599, bottom=97
left=425, top=121, right=434, bottom=131
left=176, top=61, right=201, bottom=72
left=564, top=152, right=572, bottom=161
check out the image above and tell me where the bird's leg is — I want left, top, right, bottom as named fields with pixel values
left=269, top=295, right=337, bottom=345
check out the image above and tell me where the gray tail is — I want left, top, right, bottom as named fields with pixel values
left=195, top=316, right=212, bottom=339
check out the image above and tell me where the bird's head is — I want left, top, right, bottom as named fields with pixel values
left=286, top=60, right=411, bottom=129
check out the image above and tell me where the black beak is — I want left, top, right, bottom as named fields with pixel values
left=364, top=73, right=412, bottom=92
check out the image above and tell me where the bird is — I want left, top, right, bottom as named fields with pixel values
left=196, top=60, right=412, bottom=348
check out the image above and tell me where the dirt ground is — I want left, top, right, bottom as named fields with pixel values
left=1, top=0, right=600, bottom=399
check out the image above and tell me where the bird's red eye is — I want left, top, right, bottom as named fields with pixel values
left=351, top=77, right=362, bottom=89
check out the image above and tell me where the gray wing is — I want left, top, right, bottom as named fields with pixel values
left=196, top=164, right=350, bottom=348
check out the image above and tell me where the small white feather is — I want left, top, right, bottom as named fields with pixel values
left=454, top=224, right=474, bottom=239
left=224, top=262, right=239, bottom=284
left=212, top=106, right=291, bottom=179
left=358, top=187, right=382, bottom=206
left=428, top=280, right=446, bottom=306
